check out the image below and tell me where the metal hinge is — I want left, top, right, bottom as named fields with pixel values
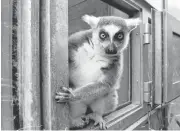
left=144, top=81, right=154, bottom=107
left=143, top=23, right=151, bottom=45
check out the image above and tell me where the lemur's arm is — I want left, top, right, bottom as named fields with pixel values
left=55, top=64, right=118, bottom=102
left=55, top=81, right=113, bottom=102
left=73, top=82, right=112, bottom=101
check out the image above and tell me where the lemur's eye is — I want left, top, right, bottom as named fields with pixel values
left=115, top=32, right=124, bottom=41
left=99, top=31, right=107, bottom=40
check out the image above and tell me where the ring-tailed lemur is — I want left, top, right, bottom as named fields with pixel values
left=55, top=14, right=141, bottom=130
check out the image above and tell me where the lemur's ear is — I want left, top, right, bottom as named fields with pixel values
left=125, top=18, right=141, bottom=32
left=82, top=14, right=100, bottom=28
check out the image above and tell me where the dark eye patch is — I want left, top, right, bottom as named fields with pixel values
left=99, top=30, right=109, bottom=40
left=114, top=31, right=124, bottom=41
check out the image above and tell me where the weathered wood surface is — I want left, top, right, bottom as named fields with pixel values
left=41, top=0, right=69, bottom=129
left=15, top=0, right=41, bottom=129
left=151, top=9, right=163, bottom=104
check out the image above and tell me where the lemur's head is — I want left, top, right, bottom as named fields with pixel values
left=82, top=15, right=141, bottom=56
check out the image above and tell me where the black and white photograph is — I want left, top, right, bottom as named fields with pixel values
left=1, top=0, right=180, bottom=130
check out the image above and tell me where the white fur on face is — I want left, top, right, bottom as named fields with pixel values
left=103, top=25, right=121, bottom=42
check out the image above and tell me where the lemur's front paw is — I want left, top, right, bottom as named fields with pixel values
left=88, top=113, right=107, bottom=130
left=94, top=117, right=107, bottom=130
left=55, top=87, right=74, bottom=103
left=71, top=116, right=88, bottom=128
left=81, top=115, right=90, bottom=124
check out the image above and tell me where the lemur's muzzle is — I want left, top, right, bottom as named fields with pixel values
left=105, top=44, right=117, bottom=54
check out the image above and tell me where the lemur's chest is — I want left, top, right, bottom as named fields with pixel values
left=70, top=60, right=103, bottom=87
left=69, top=44, right=110, bottom=87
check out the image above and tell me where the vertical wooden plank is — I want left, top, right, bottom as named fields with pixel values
left=40, top=0, right=51, bottom=129
left=30, top=0, right=42, bottom=129
left=151, top=9, right=163, bottom=104
left=41, top=0, right=68, bottom=129
left=12, top=0, right=21, bottom=129
left=51, top=1, right=68, bottom=129
left=162, top=12, right=173, bottom=103
left=15, top=0, right=41, bottom=129
left=1, top=0, right=14, bottom=129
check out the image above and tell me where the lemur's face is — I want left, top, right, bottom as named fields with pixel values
left=82, top=15, right=141, bottom=56
left=92, top=24, right=128, bottom=55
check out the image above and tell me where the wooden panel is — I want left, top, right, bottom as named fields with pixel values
left=41, top=0, right=69, bottom=129
left=15, top=0, right=41, bottom=129
left=1, top=0, right=14, bottom=129
left=30, top=0, right=42, bottom=129
left=163, top=12, right=180, bottom=103
left=151, top=9, right=163, bottom=104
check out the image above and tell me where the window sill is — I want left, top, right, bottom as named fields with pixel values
left=85, top=103, right=145, bottom=130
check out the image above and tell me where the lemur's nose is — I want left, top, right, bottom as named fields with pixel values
left=105, top=44, right=117, bottom=54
